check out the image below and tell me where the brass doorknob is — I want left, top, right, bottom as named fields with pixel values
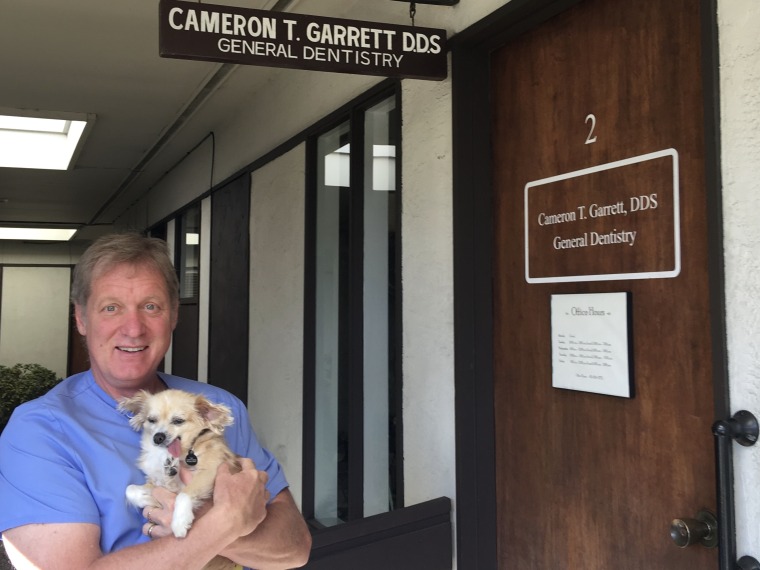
left=670, top=509, right=718, bottom=548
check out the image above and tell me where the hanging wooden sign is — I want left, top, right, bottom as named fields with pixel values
left=158, top=0, right=448, bottom=80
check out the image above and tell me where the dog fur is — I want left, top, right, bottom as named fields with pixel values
left=119, top=389, right=242, bottom=569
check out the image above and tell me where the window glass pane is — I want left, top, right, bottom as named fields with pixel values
left=179, top=205, right=200, bottom=299
left=363, top=95, right=398, bottom=517
left=314, top=121, right=351, bottom=525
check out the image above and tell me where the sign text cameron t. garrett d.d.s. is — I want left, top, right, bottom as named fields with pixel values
left=159, top=0, right=448, bottom=80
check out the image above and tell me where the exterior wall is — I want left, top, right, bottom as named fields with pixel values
left=0, top=241, right=86, bottom=266
left=248, top=145, right=306, bottom=508
left=401, top=76, right=456, bottom=508
left=0, top=242, right=87, bottom=379
left=718, top=0, right=760, bottom=558
left=0, top=266, right=71, bottom=378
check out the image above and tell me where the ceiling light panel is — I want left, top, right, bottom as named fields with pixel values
left=0, top=227, right=78, bottom=241
left=0, top=109, right=94, bottom=170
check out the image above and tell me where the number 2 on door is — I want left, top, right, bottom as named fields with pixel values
left=585, top=114, right=597, bottom=144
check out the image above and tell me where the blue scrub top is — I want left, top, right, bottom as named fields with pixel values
left=0, top=370, right=288, bottom=556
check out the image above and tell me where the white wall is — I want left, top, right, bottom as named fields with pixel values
left=0, top=241, right=86, bottom=266
left=0, top=266, right=71, bottom=378
left=719, top=0, right=760, bottom=558
left=248, top=146, right=306, bottom=507
left=401, top=75, right=456, bottom=508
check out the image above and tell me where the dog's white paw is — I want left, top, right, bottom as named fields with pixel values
left=171, top=492, right=196, bottom=538
left=125, top=484, right=155, bottom=509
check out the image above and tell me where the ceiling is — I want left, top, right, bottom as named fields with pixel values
left=0, top=0, right=428, bottom=245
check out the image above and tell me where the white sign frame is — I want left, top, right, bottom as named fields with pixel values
left=551, top=292, right=633, bottom=398
left=525, top=148, right=680, bottom=283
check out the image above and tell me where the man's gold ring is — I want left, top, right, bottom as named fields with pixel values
left=147, top=522, right=157, bottom=538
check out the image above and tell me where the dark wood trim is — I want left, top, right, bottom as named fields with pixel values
left=207, top=174, right=250, bottom=402
left=302, top=135, right=318, bottom=522
left=305, top=497, right=452, bottom=570
left=171, top=302, right=199, bottom=380
left=347, top=105, right=366, bottom=521
left=701, top=0, right=728, bottom=422
left=451, top=1, right=726, bottom=569
left=451, top=36, right=497, bottom=570
left=392, top=86, right=405, bottom=509
left=700, top=1, right=733, bottom=567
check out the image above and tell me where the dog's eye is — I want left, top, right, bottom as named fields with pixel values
left=171, top=418, right=185, bottom=426
left=147, top=417, right=157, bottom=424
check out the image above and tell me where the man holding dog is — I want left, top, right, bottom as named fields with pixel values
left=0, top=233, right=312, bottom=569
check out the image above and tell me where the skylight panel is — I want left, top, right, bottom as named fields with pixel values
left=0, top=227, right=78, bottom=241
left=0, top=109, right=94, bottom=170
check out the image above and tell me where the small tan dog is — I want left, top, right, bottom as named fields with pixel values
left=119, top=388, right=242, bottom=568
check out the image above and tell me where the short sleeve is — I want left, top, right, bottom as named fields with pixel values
left=0, top=404, right=101, bottom=533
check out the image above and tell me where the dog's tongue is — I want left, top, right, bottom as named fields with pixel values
left=168, top=439, right=182, bottom=458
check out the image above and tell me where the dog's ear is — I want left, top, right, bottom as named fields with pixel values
left=195, top=396, right=234, bottom=434
left=118, top=390, right=151, bottom=430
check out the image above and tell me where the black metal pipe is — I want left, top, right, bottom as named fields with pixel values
left=713, top=419, right=737, bottom=570
left=712, top=412, right=760, bottom=570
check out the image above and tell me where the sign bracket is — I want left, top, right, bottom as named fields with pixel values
left=390, top=0, right=459, bottom=6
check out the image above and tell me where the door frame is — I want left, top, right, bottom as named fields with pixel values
left=449, top=1, right=727, bottom=568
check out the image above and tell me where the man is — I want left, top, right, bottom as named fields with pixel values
left=0, top=233, right=311, bottom=569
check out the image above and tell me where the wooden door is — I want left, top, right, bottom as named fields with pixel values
left=491, top=0, right=717, bottom=568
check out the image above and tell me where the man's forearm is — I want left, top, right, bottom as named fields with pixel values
left=220, top=492, right=312, bottom=569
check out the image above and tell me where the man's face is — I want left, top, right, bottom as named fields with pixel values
left=75, top=262, right=177, bottom=399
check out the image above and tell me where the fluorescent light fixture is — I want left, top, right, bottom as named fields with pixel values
left=0, top=108, right=94, bottom=170
left=0, top=227, right=78, bottom=241
left=324, top=144, right=396, bottom=190
left=186, top=232, right=200, bottom=245
left=324, top=143, right=351, bottom=187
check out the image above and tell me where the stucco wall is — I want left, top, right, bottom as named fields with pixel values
left=248, top=145, right=306, bottom=508
left=401, top=75, right=456, bottom=508
left=719, top=0, right=760, bottom=558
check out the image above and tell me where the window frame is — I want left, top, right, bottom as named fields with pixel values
left=302, top=84, right=404, bottom=527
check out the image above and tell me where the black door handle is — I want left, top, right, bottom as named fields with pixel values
left=712, top=410, right=760, bottom=570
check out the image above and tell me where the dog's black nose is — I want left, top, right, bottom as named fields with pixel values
left=153, top=432, right=166, bottom=445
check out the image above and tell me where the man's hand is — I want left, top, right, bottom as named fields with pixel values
left=212, top=458, right=270, bottom=538
left=142, top=459, right=270, bottom=541
left=141, top=486, right=179, bottom=540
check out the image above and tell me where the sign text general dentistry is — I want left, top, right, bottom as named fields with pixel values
left=524, top=149, right=681, bottom=283
left=159, top=0, right=448, bottom=80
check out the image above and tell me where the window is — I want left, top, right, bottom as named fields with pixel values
left=178, top=204, right=201, bottom=300
left=170, top=204, right=201, bottom=380
left=305, top=89, right=402, bottom=527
